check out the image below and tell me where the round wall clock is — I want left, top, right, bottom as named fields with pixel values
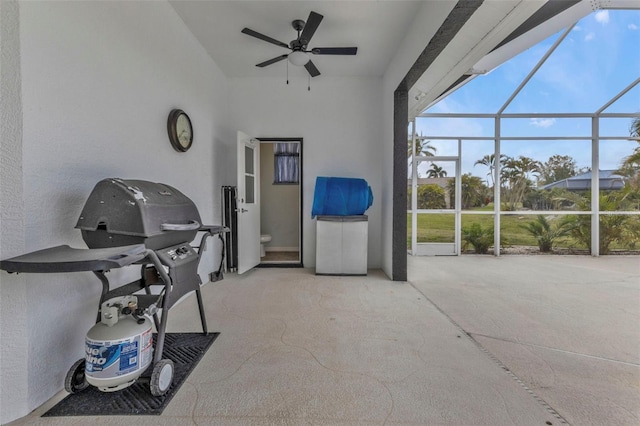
left=167, top=109, right=193, bottom=152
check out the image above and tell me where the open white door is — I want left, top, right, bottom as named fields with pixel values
left=237, top=131, right=261, bottom=274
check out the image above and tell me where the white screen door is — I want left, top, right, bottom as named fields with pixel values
left=237, top=131, right=260, bottom=273
left=410, top=157, right=461, bottom=256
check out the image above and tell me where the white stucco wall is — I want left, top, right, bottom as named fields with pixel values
left=229, top=76, right=384, bottom=269
left=0, top=1, right=231, bottom=422
left=0, top=0, right=29, bottom=422
left=0, top=0, right=429, bottom=421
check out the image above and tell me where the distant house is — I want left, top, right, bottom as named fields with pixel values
left=409, top=177, right=454, bottom=190
left=540, top=170, right=625, bottom=191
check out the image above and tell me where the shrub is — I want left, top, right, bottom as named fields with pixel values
left=519, top=215, right=570, bottom=252
left=416, top=184, right=446, bottom=209
left=562, top=191, right=640, bottom=254
left=447, top=174, right=488, bottom=209
left=462, top=223, right=494, bottom=254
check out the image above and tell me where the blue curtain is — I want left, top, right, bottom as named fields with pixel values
left=274, top=143, right=299, bottom=184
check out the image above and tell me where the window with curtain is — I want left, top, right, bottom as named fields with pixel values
left=273, top=143, right=300, bottom=184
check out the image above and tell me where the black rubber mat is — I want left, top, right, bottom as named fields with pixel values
left=43, top=332, right=219, bottom=416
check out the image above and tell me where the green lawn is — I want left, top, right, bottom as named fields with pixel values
left=407, top=207, right=565, bottom=248
left=407, top=209, right=640, bottom=251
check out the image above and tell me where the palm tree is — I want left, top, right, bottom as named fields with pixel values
left=615, top=117, right=640, bottom=190
left=408, top=138, right=437, bottom=178
left=407, top=138, right=437, bottom=159
left=621, top=117, right=640, bottom=169
left=500, top=156, right=541, bottom=210
left=474, top=154, right=507, bottom=188
left=426, top=163, right=447, bottom=178
left=630, top=116, right=640, bottom=139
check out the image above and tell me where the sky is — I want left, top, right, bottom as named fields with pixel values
left=413, top=8, right=640, bottom=182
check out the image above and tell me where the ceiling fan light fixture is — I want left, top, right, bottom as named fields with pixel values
left=288, top=50, right=309, bottom=66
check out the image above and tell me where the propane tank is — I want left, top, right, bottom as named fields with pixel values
left=84, top=295, right=153, bottom=392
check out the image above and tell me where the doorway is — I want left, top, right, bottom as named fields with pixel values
left=258, top=138, right=303, bottom=266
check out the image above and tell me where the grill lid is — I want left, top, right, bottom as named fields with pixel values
left=76, top=178, right=201, bottom=242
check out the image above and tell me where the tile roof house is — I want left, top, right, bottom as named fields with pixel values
left=539, top=170, right=626, bottom=191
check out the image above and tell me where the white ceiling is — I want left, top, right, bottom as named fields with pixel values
left=170, top=0, right=424, bottom=78
left=170, top=1, right=639, bottom=117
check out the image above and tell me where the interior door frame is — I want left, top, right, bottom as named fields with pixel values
left=257, top=137, right=303, bottom=267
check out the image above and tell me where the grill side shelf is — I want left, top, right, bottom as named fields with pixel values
left=0, top=244, right=147, bottom=273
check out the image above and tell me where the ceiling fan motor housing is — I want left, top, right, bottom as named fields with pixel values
left=290, top=39, right=305, bottom=50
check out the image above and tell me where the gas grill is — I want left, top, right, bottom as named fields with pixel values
left=0, top=178, right=228, bottom=396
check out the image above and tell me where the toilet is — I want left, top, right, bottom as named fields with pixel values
left=260, top=234, right=272, bottom=257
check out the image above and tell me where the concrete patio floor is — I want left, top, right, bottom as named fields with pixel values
left=408, top=255, right=640, bottom=426
left=10, top=256, right=639, bottom=425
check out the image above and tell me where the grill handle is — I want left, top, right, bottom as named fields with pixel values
left=160, top=220, right=201, bottom=232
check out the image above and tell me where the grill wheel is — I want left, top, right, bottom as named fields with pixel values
left=64, top=358, right=89, bottom=394
left=150, top=359, right=174, bottom=396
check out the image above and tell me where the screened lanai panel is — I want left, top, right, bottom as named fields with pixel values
left=500, top=139, right=591, bottom=212
left=412, top=8, right=640, bottom=257
left=599, top=215, right=640, bottom=254
left=461, top=214, right=495, bottom=254
left=600, top=84, right=640, bottom=113
left=502, top=10, right=640, bottom=114
left=415, top=213, right=455, bottom=244
left=500, top=117, right=591, bottom=138
left=460, top=140, right=495, bottom=211
left=508, top=214, right=569, bottom=252
left=415, top=118, right=494, bottom=138
left=599, top=118, right=640, bottom=137
left=599, top=139, right=640, bottom=213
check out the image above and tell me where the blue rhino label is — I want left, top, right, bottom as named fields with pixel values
left=85, top=331, right=152, bottom=378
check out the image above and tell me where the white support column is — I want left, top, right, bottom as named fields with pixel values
left=494, top=117, right=501, bottom=256
left=410, top=120, right=417, bottom=255
left=591, top=116, right=600, bottom=256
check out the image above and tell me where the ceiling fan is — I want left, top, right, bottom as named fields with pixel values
left=241, top=11, right=357, bottom=78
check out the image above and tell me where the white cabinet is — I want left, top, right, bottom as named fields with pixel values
left=316, top=215, right=367, bottom=275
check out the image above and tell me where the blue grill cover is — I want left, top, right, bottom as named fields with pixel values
left=312, top=177, right=373, bottom=218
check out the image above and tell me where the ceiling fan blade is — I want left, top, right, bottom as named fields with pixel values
left=299, top=11, right=323, bottom=45
left=304, top=60, right=321, bottom=77
left=311, top=47, right=358, bottom=55
left=256, top=54, right=288, bottom=68
left=242, top=28, right=289, bottom=49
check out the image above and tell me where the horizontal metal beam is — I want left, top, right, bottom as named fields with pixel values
left=498, top=210, right=591, bottom=216
left=418, top=136, right=591, bottom=141
left=499, top=136, right=591, bottom=141
left=407, top=210, right=640, bottom=216
left=415, top=136, right=494, bottom=140
left=414, top=135, right=637, bottom=141
left=415, top=155, right=459, bottom=162
left=419, top=113, right=496, bottom=118
left=598, top=113, right=640, bottom=118
left=408, top=210, right=640, bottom=216
left=419, top=113, right=640, bottom=119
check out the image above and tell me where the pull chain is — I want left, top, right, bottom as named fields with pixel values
left=286, top=61, right=289, bottom=85
left=308, top=73, right=310, bottom=91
